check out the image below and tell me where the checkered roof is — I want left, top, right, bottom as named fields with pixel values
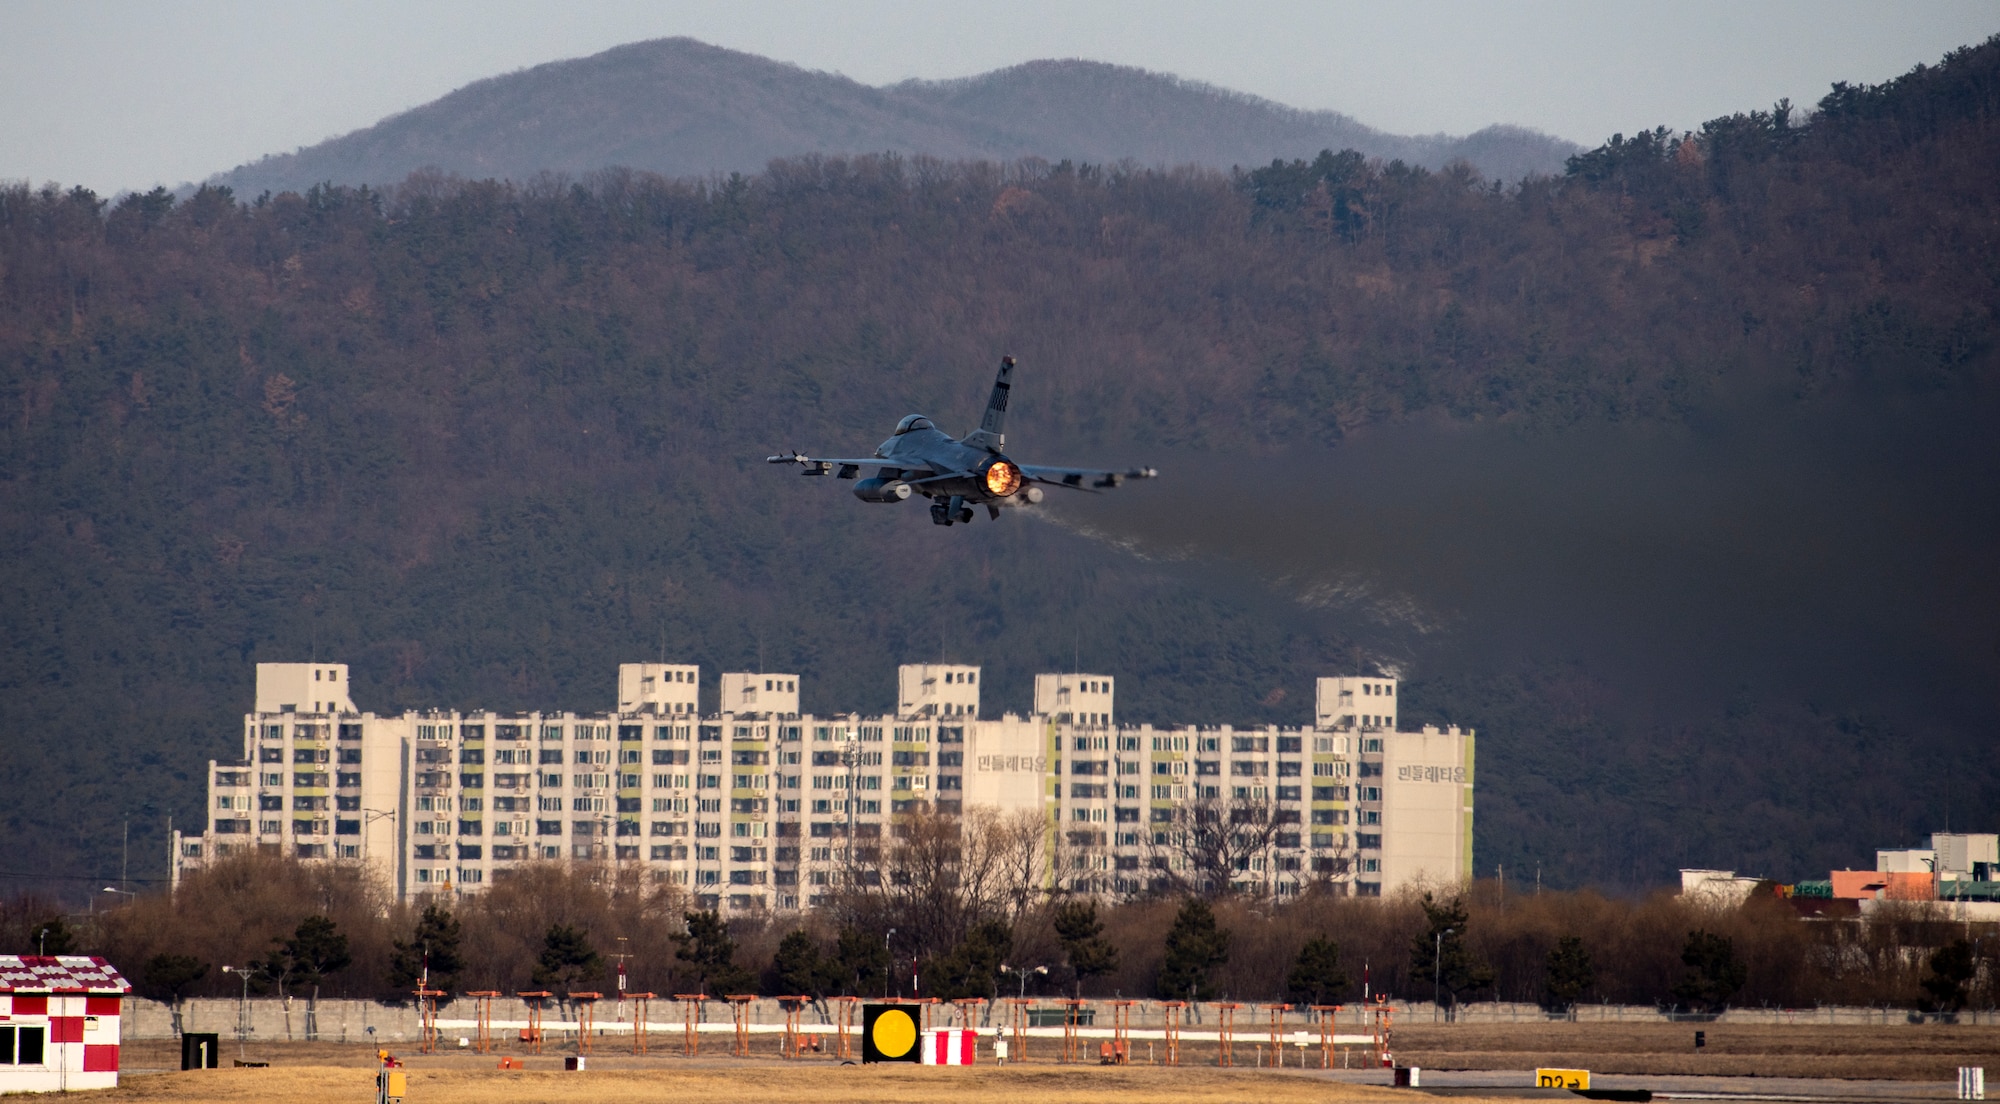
left=0, top=956, right=132, bottom=994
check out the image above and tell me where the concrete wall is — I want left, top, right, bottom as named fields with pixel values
left=118, top=996, right=1998, bottom=1040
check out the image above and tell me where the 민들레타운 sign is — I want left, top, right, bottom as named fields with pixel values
left=863, top=1004, right=921, bottom=1063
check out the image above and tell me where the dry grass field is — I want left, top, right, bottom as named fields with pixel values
left=100, top=1063, right=1439, bottom=1104
left=1389, top=1021, right=2000, bottom=1081
left=99, top=1020, right=2000, bottom=1102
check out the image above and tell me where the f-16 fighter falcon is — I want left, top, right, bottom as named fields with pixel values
left=766, top=356, right=1156, bottom=526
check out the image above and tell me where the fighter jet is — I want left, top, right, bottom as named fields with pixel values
left=766, top=356, right=1156, bottom=526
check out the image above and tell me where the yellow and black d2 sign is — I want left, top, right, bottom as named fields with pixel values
left=863, top=1004, right=920, bottom=1064
left=1535, top=1068, right=1591, bottom=1090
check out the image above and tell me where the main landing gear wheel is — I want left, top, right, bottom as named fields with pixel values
left=930, top=495, right=975, bottom=525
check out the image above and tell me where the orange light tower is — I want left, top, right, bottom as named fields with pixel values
left=1159, top=1000, right=1186, bottom=1066
left=629, top=992, right=656, bottom=1054
left=1215, top=1002, right=1242, bottom=1067
left=516, top=991, right=552, bottom=1054
left=569, top=992, right=602, bottom=1054
left=465, top=991, right=500, bottom=1054
left=675, top=994, right=707, bottom=1057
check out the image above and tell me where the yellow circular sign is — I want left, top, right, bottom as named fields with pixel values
left=871, top=1008, right=917, bottom=1058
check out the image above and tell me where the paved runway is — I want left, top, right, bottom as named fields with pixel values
left=1315, top=1066, right=1961, bottom=1102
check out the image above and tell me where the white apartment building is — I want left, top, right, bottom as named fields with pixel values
left=177, top=662, right=1474, bottom=908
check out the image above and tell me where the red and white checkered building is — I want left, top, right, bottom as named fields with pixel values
left=0, top=956, right=131, bottom=1093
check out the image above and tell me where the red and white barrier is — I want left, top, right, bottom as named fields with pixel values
left=920, top=1028, right=977, bottom=1066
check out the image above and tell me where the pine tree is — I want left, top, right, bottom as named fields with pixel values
left=532, top=923, right=602, bottom=994
left=1541, top=935, right=1594, bottom=1014
left=675, top=910, right=752, bottom=995
left=388, top=904, right=463, bottom=993
left=1407, top=893, right=1494, bottom=1019
left=1052, top=899, right=1119, bottom=997
left=1156, top=898, right=1231, bottom=1001
left=833, top=925, right=891, bottom=996
left=1671, top=930, right=1746, bottom=1013
left=1284, top=936, right=1349, bottom=1005
left=926, top=919, right=1013, bottom=1000
left=1919, top=939, right=1975, bottom=1014
left=770, top=929, right=837, bottom=999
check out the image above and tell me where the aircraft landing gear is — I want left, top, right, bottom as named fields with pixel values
left=930, top=495, right=974, bottom=526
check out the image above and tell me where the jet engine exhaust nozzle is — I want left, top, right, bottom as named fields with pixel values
left=984, top=459, right=1023, bottom=497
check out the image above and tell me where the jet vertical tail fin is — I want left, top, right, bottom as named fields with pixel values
left=961, top=356, right=1014, bottom=452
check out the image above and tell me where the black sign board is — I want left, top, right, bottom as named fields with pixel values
left=862, top=1003, right=920, bottom=1064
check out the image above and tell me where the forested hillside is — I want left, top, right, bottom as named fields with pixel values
left=212, top=38, right=1577, bottom=197
left=4, top=36, right=1998, bottom=897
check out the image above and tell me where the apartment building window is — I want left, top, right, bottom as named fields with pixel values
left=1359, top=787, right=1382, bottom=802
left=1357, top=833, right=1382, bottom=849
left=536, top=820, right=562, bottom=835
left=1231, top=736, right=1269, bottom=753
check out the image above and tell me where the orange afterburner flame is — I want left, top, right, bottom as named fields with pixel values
left=984, top=460, right=1022, bottom=496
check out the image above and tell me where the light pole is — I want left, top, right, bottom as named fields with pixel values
left=999, top=964, right=1048, bottom=1001
left=1433, top=927, right=1454, bottom=1023
left=885, top=928, right=896, bottom=998
left=100, top=886, right=136, bottom=905
left=220, top=965, right=255, bottom=1059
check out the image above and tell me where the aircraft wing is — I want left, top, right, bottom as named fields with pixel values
left=765, top=453, right=936, bottom=479
left=1018, top=463, right=1159, bottom=490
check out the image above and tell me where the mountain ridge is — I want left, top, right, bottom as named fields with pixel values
left=210, top=37, right=1580, bottom=196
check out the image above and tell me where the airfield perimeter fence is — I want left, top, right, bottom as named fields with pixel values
left=120, top=996, right=2000, bottom=1047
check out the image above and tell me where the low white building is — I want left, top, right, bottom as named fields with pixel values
left=0, top=957, right=131, bottom=1094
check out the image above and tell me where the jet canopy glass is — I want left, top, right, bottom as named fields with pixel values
left=893, top=415, right=934, bottom=435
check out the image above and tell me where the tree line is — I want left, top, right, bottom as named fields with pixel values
left=7, top=837, right=1995, bottom=1018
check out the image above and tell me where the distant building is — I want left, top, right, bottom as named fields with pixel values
left=177, top=662, right=1475, bottom=910
left=1679, top=869, right=1764, bottom=907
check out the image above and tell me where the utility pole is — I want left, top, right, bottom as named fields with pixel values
left=1433, top=927, right=1454, bottom=1024
left=220, top=966, right=254, bottom=1059
left=613, top=936, right=631, bottom=1021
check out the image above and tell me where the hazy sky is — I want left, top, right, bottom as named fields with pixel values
left=4, top=1, right=1995, bottom=195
